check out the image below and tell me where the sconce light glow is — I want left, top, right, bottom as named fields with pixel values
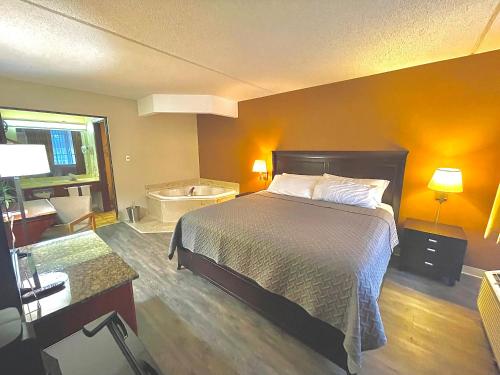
left=252, top=160, right=267, bottom=173
left=252, top=159, right=268, bottom=182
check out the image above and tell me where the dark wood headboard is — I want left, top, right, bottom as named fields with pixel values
left=272, top=150, right=409, bottom=221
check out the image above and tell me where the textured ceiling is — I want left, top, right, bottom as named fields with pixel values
left=0, top=0, right=499, bottom=101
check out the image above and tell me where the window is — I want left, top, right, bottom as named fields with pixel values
left=50, top=130, right=76, bottom=165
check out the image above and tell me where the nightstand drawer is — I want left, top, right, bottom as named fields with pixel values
left=423, top=236, right=445, bottom=250
left=420, top=243, right=447, bottom=265
left=402, top=242, right=443, bottom=276
left=403, top=231, right=446, bottom=261
left=404, top=230, right=445, bottom=251
left=417, top=258, right=441, bottom=277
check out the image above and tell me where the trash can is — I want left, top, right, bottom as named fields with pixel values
left=126, top=206, right=140, bottom=223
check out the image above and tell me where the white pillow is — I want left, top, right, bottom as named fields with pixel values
left=267, top=174, right=320, bottom=199
left=314, top=180, right=379, bottom=209
left=323, top=173, right=389, bottom=204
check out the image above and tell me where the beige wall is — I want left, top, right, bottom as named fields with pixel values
left=0, top=76, right=200, bottom=217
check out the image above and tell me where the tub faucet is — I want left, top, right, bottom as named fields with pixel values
left=188, top=186, right=195, bottom=196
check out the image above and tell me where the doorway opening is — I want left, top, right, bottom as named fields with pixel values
left=0, top=107, right=118, bottom=245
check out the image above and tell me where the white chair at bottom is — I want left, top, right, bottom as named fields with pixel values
left=42, top=196, right=96, bottom=240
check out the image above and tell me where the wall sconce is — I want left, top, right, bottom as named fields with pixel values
left=427, top=168, right=463, bottom=224
left=252, top=160, right=268, bottom=182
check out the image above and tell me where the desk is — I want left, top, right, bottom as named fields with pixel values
left=19, top=231, right=138, bottom=348
left=3, top=199, right=57, bottom=246
left=42, top=313, right=163, bottom=375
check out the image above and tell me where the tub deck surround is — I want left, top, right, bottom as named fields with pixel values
left=147, top=189, right=236, bottom=224
left=127, top=178, right=239, bottom=235
left=149, top=185, right=236, bottom=200
left=145, top=178, right=239, bottom=195
left=125, top=214, right=178, bottom=234
left=19, top=231, right=138, bottom=347
left=145, top=178, right=239, bottom=228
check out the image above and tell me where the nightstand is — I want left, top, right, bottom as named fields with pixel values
left=399, top=218, right=467, bottom=286
left=236, top=191, right=255, bottom=198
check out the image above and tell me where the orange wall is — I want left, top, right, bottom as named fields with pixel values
left=197, top=50, right=500, bottom=270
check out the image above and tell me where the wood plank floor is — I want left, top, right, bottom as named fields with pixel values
left=94, top=210, right=118, bottom=228
left=96, top=223, right=498, bottom=375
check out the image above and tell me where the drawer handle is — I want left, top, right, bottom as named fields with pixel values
left=428, top=238, right=438, bottom=243
left=426, top=248, right=437, bottom=253
left=424, top=261, right=434, bottom=266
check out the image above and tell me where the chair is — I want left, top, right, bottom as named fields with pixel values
left=41, top=196, right=96, bottom=240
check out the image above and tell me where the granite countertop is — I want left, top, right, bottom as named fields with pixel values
left=20, top=231, right=138, bottom=323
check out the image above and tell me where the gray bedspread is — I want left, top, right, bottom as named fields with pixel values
left=168, top=191, right=398, bottom=373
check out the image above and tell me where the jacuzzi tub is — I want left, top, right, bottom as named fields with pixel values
left=147, top=185, right=237, bottom=224
left=149, top=185, right=234, bottom=200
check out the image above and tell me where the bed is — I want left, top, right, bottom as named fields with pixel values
left=168, top=150, right=408, bottom=374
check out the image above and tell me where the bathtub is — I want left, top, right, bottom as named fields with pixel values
left=149, top=185, right=235, bottom=200
left=147, top=185, right=237, bottom=224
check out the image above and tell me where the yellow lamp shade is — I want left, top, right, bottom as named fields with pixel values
left=252, top=160, right=267, bottom=173
left=428, top=168, right=463, bottom=193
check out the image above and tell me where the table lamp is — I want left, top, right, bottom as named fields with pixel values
left=0, top=144, right=50, bottom=293
left=0, top=144, right=50, bottom=243
left=428, top=168, right=463, bottom=224
left=252, top=160, right=268, bottom=182
left=484, top=184, right=500, bottom=244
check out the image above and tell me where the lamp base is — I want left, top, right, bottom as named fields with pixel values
left=433, top=192, right=448, bottom=224
left=13, top=176, right=30, bottom=246
left=434, top=191, right=448, bottom=204
left=20, top=272, right=68, bottom=304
